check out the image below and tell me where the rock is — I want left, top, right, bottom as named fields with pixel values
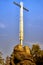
left=10, top=44, right=36, bottom=65
left=17, top=60, right=36, bottom=65
left=23, top=46, right=31, bottom=56
left=14, top=44, right=24, bottom=52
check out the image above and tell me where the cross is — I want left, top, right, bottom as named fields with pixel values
left=13, top=1, right=29, bottom=45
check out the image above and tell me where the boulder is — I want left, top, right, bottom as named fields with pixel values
left=10, top=44, right=36, bottom=65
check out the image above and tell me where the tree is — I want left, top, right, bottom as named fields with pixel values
left=0, top=52, right=4, bottom=65
left=31, top=44, right=43, bottom=65
left=31, top=44, right=40, bottom=56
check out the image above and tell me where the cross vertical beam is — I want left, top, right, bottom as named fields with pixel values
left=19, top=2, right=23, bottom=45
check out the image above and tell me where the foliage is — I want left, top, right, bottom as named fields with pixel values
left=31, top=44, right=43, bottom=65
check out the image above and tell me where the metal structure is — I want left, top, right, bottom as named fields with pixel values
left=13, top=1, right=29, bottom=45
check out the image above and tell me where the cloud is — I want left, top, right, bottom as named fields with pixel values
left=0, top=23, right=5, bottom=28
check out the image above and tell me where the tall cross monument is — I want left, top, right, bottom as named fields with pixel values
left=13, top=1, right=29, bottom=45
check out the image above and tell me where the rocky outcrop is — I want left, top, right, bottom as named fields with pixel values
left=10, top=44, right=36, bottom=65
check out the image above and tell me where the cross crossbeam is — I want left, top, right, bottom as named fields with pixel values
left=13, top=2, right=29, bottom=12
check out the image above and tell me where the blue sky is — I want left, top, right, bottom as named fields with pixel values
left=0, top=0, right=43, bottom=58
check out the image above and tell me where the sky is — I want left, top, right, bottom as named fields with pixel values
left=0, top=0, right=43, bottom=59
